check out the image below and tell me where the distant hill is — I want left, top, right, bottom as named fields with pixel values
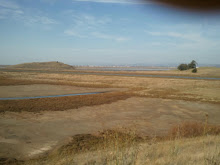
left=7, top=61, right=75, bottom=70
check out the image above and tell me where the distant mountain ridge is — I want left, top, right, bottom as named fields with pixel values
left=7, top=61, right=75, bottom=70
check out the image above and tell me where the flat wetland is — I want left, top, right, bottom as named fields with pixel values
left=0, top=66, right=220, bottom=164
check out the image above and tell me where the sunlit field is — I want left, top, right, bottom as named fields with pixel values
left=0, top=67, right=220, bottom=165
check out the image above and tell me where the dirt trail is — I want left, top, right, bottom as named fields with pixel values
left=0, top=97, right=219, bottom=159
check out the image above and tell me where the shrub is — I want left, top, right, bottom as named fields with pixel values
left=192, top=68, right=197, bottom=73
left=177, top=64, right=188, bottom=71
left=188, top=60, right=197, bottom=69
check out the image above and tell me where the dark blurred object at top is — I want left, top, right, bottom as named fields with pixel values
left=146, top=0, right=220, bottom=11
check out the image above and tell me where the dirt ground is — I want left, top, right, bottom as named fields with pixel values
left=0, top=97, right=220, bottom=159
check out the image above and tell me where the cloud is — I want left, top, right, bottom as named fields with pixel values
left=25, top=16, right=58, bottom=25
left=40, top=0, right=58, bottom=4
left=0, top=0, right=23, bottom=19
left=64, top=29, right=129, bottom=42
left=0, top=0, right=19, bottom=9
left=146, top=31, right=203, bottom=42
left=64, top=11, right=112, bottom=28
left=72, top=0, right=150, bottom=4
left=63, top=11, right=130, bottom=42
left=146, top=29, right=220, bottom=51
left=91, top=32, right=129, bottom=42
left=64, top=29, right=86, bottom=38
left=63, top=12, right=124, bottom=40
left=75, top=14, right=109, bottom=26
left=0, top=0, right=57, bottom=28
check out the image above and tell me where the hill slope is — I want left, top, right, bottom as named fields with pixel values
left=9, top=133, right=220, bottom=165
left=7, top=61, right=75, bottom=70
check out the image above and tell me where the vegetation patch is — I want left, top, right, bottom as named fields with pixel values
left=58, top=129, right=143, bottom=155
left=168, top=121, right=220, bottom=139
left=0, top=92, right=133, bottom=113
left=0, top=77, right=113, bottom=88
left=7, top=123, right=220, bottom=165
left=177, top=60, right=198, bottom=73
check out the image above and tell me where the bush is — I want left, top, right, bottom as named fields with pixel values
left=192, top=68, right=197, bottom=73
left=177, top=64, right=188, bottom=71
left=188, top=60, right=197, bottom=69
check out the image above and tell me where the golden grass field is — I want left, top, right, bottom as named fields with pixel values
left=1, top=67, right=220, bottom=104
left=0, top=67, right=220, bottom=165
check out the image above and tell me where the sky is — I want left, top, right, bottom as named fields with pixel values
left=0, top=0, right=220, bottom=66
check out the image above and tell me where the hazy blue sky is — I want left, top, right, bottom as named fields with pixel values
left=0, top=0, right=220, bottom=66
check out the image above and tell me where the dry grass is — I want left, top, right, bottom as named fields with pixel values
left=3, top=123, right=219, bottom=165
left=0, top=76, right=113, bottom=88
left=136, top=135, right=220, bottom=165
left=1, top=69, right=219, bottom=104
left=0, top=69, right=220, bottom=164
left=0, top=128, right=141, bottom=165
left=168, top=122, right=220, bottom=139
left=0, top=91, right=133, bottom=113
left=57, top=129, right=143, bottom=155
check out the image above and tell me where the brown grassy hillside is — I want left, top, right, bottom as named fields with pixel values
left=5, top=124, right=220, bottom=165
left=7, top=61, right=75, bottom=70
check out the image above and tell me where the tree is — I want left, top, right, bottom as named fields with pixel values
left=188, top=60, right=197, bottom=69
left=177, top=60, right=198, bottom=71
left=178, top=64, right=188, bottom=71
